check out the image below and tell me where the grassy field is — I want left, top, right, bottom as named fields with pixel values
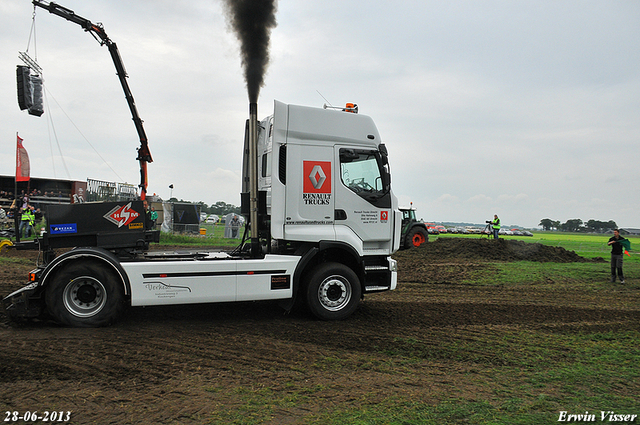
left=1, top=231, right=638, bottom=424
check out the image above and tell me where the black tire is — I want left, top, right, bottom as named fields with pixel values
left=305, top=262, right=362, bottom=320
left=405, top=227, right=428, bottom=248
left=45, top=260, right=126, bottom=327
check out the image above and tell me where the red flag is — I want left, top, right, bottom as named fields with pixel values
left=16, top=134, right=30, bottom=182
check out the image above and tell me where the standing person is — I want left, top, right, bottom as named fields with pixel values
left=149, top=206, right=158, bottom=229
left=230, top=215, right=240, bottom=238
left=607, top=229, right=626, bottom=284
left=27, top=205, right=36, bottom=236
left=143, top=200, right=152, bottom=229
left=19, top=204, right=34, bottom=238
left=491, top=214, right=501, bottom=240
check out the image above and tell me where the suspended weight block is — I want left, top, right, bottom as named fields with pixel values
left=16, top=65, right=44, bottom=117
left=28, top=74, right=44, bottom=117
left=16, top=65, right=32, bottom=110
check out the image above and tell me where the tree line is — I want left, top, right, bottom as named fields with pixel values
left=539, top=218, right=617, bottom=233
left=167, top=198, right=241, bottom=216
left=199, top=201, right=241, bottom=216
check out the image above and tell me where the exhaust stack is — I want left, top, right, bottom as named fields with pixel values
left=248, top=102, right=260, bottom=256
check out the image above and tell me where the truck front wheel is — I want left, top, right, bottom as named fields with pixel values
left=45, top=261, right=126, bottom=327
left=305, top=262, right=361, bottom=320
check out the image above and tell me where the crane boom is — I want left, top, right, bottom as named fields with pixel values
left=32, top=0, right=153, bottom=200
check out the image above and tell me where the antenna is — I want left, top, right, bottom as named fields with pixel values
left=316, top=90, right=332, bottom=108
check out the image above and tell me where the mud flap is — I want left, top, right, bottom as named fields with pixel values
left=2, top=282, right=43, bottom=320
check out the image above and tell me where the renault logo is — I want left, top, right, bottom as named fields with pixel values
left=308, top=165, right=326, bottom=190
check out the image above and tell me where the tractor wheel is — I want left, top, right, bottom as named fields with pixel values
left=305, top=262, right=361, bottom=321
left=45, top=260, right=126, bottom=327
left=406, top=227, right=428, bottom=248
left=0, top=239, right=13, bottom=254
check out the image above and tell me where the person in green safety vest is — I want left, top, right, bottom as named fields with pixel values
left=491, top=214, right=500, bottom=240
left=19, top=204, right=35, bottom=238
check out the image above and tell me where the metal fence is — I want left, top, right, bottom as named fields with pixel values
left=86, top=179, right=138, bottom=202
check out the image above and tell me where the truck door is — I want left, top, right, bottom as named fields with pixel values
left=283, top=144, right=335, bottom=242
left=334, top=147, right=394, bottom=254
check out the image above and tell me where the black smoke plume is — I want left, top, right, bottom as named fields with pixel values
left=223, top=0, right=278, bottom=103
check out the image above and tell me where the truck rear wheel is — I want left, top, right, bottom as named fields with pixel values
left=406, top=227, right=428, bottom=248
left=45, top=261, right=126, bottom=327
left=305, top=262, right=361, bottom=320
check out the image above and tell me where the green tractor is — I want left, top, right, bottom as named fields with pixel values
left=400, top=206, right=429, bottom=249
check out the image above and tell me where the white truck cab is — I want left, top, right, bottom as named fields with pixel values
left=259, top=101, right=400, bottom=254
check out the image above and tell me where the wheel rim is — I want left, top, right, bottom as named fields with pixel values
left=62, top=276, right=108, bottom=318
left=317, top=274, right=352, bottom=312
left=412, top=233, right=425, bottom=247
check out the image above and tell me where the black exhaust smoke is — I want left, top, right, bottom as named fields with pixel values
left=223, top=0, right=278, bottom=103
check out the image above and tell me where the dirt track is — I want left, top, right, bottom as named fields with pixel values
left=1, top=239, right=638, bottom=424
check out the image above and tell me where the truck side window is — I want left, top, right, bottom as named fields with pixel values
left=261, top=152, right=271, bottom=178
left=340, top=148, right=391, bottom=208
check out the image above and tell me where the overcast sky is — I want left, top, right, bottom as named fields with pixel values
left=1, top=0, right=638, bottom=228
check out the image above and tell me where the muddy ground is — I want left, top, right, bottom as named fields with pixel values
left=0, top=239, right=638, bottom=424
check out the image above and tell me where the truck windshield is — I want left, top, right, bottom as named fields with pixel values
left=340, top=148, right=390, bottom=207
